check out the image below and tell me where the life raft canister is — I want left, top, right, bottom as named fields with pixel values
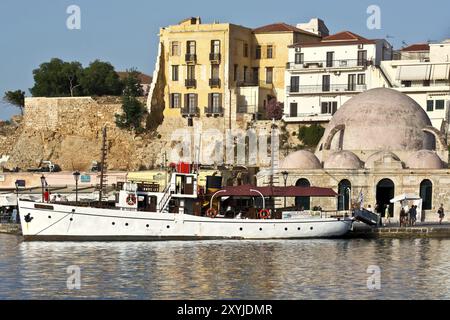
left=206, top=207, right=218, bottom=218
left=126, top=194, right=137, bottom=206
left=258, top=209, right=271, bottom=219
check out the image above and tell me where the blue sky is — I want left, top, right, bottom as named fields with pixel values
left=0, top=0, right=449, bottom=119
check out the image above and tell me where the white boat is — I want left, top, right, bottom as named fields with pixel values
left=17, top=170, right=354, bottom=241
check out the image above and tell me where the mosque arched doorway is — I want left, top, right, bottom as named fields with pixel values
left=295, top=178, right=311, bottom=210
left=338, top=179, right=351, bottom=211
left=376, top=178, right=395, bottom=217
left=420, top=179, right=433, bottom=210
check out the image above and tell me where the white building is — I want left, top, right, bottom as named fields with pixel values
left=284, top=31, right=392, bottom=123
left=284, top=34, right=450, bottom=133
left=379, top=40, right=450, bottom=131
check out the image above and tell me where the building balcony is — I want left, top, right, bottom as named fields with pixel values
left=209, top=53, right=221, bottom=63
left=181, top=107, right=200, bottom=117
left=209, top=78, right=221, bottom=88
left=185, top=54, right=197, bottom=64
left=185, top=79, right=197, bottom=88
left=204, top=106, right=224, bottom=117
left=236, top=80, right=259, bottom=87
left=286, top=59, right=372, bottom=71
left=287, top=84, right=367, bottom=94
left=283, top=112, right=333, bottom=123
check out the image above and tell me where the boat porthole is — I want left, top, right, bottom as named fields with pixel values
left=285, top=228, right=288, bottom=231
left=310, top=227, right=313, bottom=230
left=48, top=216, right=51, bottom=219
left=125, top=223, right=129, bottom=226
left=298, top=227, right=301, bottom=231
left=146, top=224, right=149, bottom=228
left=259, top=228, right=263, bottom=231
left=239, top=227, right=243, bottom=231
left=167, top=225, right=170, bottom=229
left=69, top=218, right=73, bottom=222
left=112, top=222, right=115, bottom=226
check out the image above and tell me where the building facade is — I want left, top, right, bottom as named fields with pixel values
left=284, top=35, right=450, bottom=133
left=284, top=31, right=392, bottom=123
left=147, top=17, right=321, bottom=129
left=379, top=40, right=450, bottom=131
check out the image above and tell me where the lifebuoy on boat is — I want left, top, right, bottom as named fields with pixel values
left=258, top=209, right=271, bottom=219
left=126, top=194, right=137, bottom=206
left=206, top=208, right=218, bottom=218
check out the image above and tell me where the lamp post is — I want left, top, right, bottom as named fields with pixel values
left=40, top=175, right=46, bottom=203
left=281, top=171, right=289, bottom=208
left=73, top=171, right=80, bottom=204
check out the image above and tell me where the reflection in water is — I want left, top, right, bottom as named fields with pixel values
left=1, top=234, right=450, bottom=299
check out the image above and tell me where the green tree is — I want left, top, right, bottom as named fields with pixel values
left=3, top=90, right=25, bottom=115
left=121, top=69, right=144, bottom=97
left=80, top=60, right=123, bottom=96
left=115, top=70, right=145, bottom=132
left=298, top=124, right=325, bottom=148
left=30, top=58, right=83, bottom=97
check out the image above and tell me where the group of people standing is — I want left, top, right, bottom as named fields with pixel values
left=399, top=205, right=418, bottom=227
left=365, top=203, right=446, bottom=227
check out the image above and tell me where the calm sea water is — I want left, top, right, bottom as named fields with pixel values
left=1, top=234, right=450, bottom=300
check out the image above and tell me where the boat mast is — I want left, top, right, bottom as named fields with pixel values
left=98, top=126, right=108, bottom=202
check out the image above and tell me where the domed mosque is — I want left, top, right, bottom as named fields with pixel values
left=264, top=88, right=450, bottom=221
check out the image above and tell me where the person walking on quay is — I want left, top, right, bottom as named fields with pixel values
left=400, top=207, right=407, bottom=227
left=438, top=204, right=445, bottom=225
left=374, top=203, right=382, bottom=226
left=384, top=204, right=391, bottom=226
left=410, top=205, right=417, bottom=226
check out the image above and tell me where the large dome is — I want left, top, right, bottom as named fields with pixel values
left=316, top=88, right=433, bottom=154
left=280, top=150, right=321, bottom=169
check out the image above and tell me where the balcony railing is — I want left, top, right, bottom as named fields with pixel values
left=284, top=112, right=333, bottom=119
left=185, top=79, right=197, bottom=88
left=286, top=59, right=371, bottom=70
left=236, top=80, right=259, bottom=87
left=209, top=53, right=221, bottom=63
left=181, top=107, right=200, bottom=117
left=185, top=54, right=197, bottom=64
left=204, top=106, right=224, bottom=116
left=209, top=78, right=221, bottom=88
left=287, top=84, right=367, bottom=94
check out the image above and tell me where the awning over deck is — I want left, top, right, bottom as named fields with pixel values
left=213, top=185, right=337, bottom=197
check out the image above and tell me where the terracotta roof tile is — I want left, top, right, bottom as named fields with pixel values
left=117, top=72, right=152, bottom=84
left=401, top=43, right=430, bottom=52
left=253, top=23, right=320, bottom=37
left=290, top=30, right=376, bottom=48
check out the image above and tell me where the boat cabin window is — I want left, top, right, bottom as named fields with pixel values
left=137, top=195, right=157, bottom=211
left=175, top=175, right=194, bottom=195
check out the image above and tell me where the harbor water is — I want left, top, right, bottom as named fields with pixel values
left=1, top=234, right=450, bottom=300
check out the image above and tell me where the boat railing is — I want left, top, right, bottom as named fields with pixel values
left=281, top=209, right=352, bottom=219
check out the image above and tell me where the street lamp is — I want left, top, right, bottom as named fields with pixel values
left=73, top=171, right=81, bottom=204
left=281, top=171, right=289, bottom=208
left=40, top=175, right=46, bottom=203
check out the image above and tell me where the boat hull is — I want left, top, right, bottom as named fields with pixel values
left=18, top=200, right=353, bottom=241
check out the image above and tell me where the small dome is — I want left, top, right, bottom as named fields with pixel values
left=324, top=151, right=362, bottom=169
left=405, top=150, right=443, bottom=169
left=280, top=150, right=322, bottom=169
left=365, top=151, right=402, bottom=169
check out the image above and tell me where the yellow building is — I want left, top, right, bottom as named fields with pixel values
left=149, top=17, right=321, bottom=128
